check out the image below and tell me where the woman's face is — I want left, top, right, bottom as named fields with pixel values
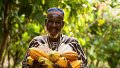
left=45, top=12, right=64, bottom=38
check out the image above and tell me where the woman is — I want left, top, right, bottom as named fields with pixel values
left=22, top=7, right=87, bottom=68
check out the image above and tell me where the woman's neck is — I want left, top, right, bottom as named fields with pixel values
left=48, top=36, right=60, bottom=42
left=48, top=34, right=61, bottom=42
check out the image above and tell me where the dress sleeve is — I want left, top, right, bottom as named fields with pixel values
left=68, top=39, right=88, bottom=68
left=22, top=39, right=40, bottom=68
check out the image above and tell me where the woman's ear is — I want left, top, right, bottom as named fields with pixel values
left=45, top=18, right=47, bottom=25
left=45, top=19, right=47, bottom=22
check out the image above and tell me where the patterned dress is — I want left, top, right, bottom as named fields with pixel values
left=22, top=34, right=88, bottom=68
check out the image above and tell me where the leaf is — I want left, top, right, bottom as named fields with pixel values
left=31, top=10, right=45, bottom=24
left=98, top=19, right=105, bottom=26
left=18, top=4, right=33, bottom=17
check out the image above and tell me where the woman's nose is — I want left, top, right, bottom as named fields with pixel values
left=52, top=22, right=57, bottom=27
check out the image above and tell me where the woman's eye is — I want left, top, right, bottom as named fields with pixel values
left=48, top=21, right=54, bottom=23
left=56, top=22, right=61, bottom=24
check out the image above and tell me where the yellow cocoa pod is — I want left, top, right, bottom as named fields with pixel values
left=29, top=47, right=49, bottom=60
left=56, top=57, right=68, bottom=68
left=27, top=56, right=34, bottom=65
left=49, top=51, right=60, bottom=62
left=38, top=56, right=54, bottom=68
left=70, top=60, right=82, bottom=68
left=62, top=51, right=78, bottom=61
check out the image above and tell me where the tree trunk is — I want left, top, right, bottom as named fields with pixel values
left=96, top=60, right=99, bottom=67
left=1, top=49, right=7, bottom=68
left=0, top=0, right=10, bottom=63
left=8, top=49, right=10, bottom=68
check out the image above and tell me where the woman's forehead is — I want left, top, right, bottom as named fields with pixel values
left=48, top=11, right=63, bottom=15
left=47, top=13, right=63, bottom=20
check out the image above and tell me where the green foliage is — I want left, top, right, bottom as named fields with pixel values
left=0, top=0, right=120, bottom=68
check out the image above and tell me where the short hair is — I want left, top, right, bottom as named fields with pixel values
left=47, top=7, right=64, bottom=16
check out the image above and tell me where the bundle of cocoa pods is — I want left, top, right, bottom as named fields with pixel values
left=27, top=47, right=82, bottom=68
